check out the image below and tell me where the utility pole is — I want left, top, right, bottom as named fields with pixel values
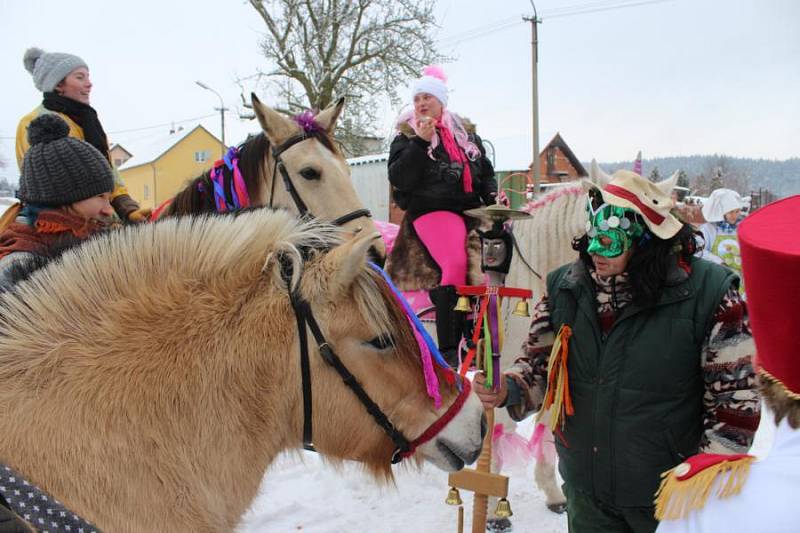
left=196, top=81, right=228, bottom=158
left=524, top=2, right=541, bottom=195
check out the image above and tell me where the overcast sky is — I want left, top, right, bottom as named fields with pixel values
left=1, top=0, right=798, bottom=181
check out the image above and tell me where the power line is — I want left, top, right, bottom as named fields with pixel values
left=545, top=0, right=673, bottom=19
left=107, top=113, right=218, bottom=135
left=436, top=0, right=673, bottom=47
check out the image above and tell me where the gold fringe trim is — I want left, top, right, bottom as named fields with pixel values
left=759, top=368, right=800, bottom=401
left=654, top=456, right=755, bottom=521
left=536, top=324, right=573, bottom=432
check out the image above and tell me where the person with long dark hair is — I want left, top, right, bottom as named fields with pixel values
left=16, top=47, right=148, bottom=223
left=474, top=169, right=760, bottom=533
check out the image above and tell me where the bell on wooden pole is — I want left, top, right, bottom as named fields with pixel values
left=494, top=498, right=513, bottom=518
left=512, top=299, right=530, bottom=317
left=445, top=486, right=463, bottom=506
left=454, top=295, right=471, bottom=312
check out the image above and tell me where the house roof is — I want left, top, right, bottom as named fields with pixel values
left=544, top=132, right=587, bottom=176
left=109, top=143, right=133, bottom=158
left=347, top=152, right=389, bottom=166
left=117, top=125, right=221, bottom=170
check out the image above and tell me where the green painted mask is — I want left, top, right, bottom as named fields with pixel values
left=585, top=201, right=645, bottom=258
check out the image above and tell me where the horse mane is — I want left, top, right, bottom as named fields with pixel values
left=507, top=183, right=588, bottom=299
left=0, top=210, right=398, bottom=370
left=165, top=128, right=343, bottom=218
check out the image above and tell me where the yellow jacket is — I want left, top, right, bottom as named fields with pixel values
left=16, top=106, right=134, bottom=208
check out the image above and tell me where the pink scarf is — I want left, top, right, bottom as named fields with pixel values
left=436, top=119, right=473, bottom=193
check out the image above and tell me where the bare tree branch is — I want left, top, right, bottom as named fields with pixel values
left=240, top=0, right=443, bottom=155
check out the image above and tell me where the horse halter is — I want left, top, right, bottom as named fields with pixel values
left=270, top=134, right=372, bottom=227
left=286, top=270, right=472, bottom=464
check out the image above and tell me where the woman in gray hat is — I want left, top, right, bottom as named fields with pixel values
left=15, top=47, right=149, bottom=223
left=0, top=114, right=115, bottom=287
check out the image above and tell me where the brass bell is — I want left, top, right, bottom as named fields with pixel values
left=512, top=299, right=530, bottom=317
left=445, top=486, right=463, bottom=506
left=494, top=497, right=513, bottom=518
left=454, top=295, right=471, bottom=312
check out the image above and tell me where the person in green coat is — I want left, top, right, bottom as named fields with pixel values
left=474, top=169, right=760, bottom=533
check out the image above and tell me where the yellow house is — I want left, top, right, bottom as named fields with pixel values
left=118, top=125, right=224, bottom=210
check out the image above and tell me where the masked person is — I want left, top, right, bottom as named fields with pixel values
left=16, top=47, right=148, bottom=223
left=386, top=65, right=497, bottom=366
left=655, top=195, right=800, bottom=533
left=473, top=170, right=760, bottom=533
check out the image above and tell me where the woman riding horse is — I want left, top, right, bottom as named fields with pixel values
left=386, top=66, right=497, bottom=365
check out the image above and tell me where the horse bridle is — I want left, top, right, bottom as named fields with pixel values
left=285, top=268, right=472, bottom=464
left=270, top=134, right=372, bottom=227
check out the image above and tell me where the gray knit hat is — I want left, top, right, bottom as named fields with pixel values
left=23, top=47, right=88, bottom=93
left=20, top=114, right=114, bottom=206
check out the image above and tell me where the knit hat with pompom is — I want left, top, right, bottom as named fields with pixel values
left=24, top=47, right=88, bottom=93
left=411, top=65, right=449, bottom=107
left=19, top=114, right=114, bottom=206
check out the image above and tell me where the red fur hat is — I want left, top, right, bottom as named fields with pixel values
left=738, top=195, right=800, bottom=398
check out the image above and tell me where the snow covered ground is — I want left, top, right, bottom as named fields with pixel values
left=238, top=410, right=776, bottom=533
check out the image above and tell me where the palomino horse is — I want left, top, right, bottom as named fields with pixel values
left=502, top=162, right=679, bottom=512
left=155, top=93, right=386, bottom=262
left=0, top=209, right=483, bottom=532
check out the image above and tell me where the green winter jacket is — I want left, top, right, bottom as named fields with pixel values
left=546, top=257, right=736, bottom=508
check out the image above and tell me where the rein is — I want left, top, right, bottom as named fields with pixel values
left=285, top=264, right=471, bottom=464
left=270, top=134, right=372, bottom=227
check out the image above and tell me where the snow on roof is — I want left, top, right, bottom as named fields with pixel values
left=117, top=125, right=219, bottom=170
left=346, top=152, right=389, bottom=166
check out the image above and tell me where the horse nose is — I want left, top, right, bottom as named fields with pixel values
left=480, top=412, right=488, bottom=440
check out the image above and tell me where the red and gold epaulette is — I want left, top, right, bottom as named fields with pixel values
left=654, top=453, right=755, bottom=521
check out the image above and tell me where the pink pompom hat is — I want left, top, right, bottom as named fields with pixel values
left=411, top=65, right=449, bottom=106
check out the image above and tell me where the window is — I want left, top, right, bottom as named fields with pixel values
left=194, top=150, right=210, bottom=163
left=114, top=158, right=124, bottom=167
left=143, top=185, right=150, bottom=200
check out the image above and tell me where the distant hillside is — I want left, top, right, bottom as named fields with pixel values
left=590, top=155, right=800, bottom=198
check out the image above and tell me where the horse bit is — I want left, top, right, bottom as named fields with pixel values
left=270, top=134, right=372, bottom=228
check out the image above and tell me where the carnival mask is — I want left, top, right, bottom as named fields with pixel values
left=585, top=201, right=645, bottom=258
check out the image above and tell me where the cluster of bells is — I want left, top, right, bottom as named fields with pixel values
left=445, top=486, right=513, bottom=518
left=453, top=297, right=531, bottom=317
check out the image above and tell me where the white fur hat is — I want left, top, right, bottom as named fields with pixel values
left=411, top=65, right=448, bottom=107
left=702, top=188, right=744, bottom=222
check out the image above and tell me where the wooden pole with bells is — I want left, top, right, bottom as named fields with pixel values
left=446, top=339, right=514, bottom=533
left=445, top=203, right=530, bottom=532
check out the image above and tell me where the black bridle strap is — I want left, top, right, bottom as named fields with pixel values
left=330, top=208, right=372, bottom=227
left=293, top=297, right=316, bottom=451
left=269, top=134, right=372, bottom=227
left=290, top=294, right=412, bottom=459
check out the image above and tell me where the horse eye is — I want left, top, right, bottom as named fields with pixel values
left=299, top=167, right=320, bottom=181
left=366, top=334, right=394, bottom=351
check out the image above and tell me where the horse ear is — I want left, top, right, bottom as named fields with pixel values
left=580, top=177, right=597, bottom=194
left=655, top=171, right=679, bottom=197
left=590, top=159, right=613, bottom=188
left=314, top=97, right=345, bottom=133
left=251, top=92, right=299, bottom=145
left=317, top=230, right=380, bottom=300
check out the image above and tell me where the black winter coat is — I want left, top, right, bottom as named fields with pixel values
left=388, top=125, right=497, bottom=221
